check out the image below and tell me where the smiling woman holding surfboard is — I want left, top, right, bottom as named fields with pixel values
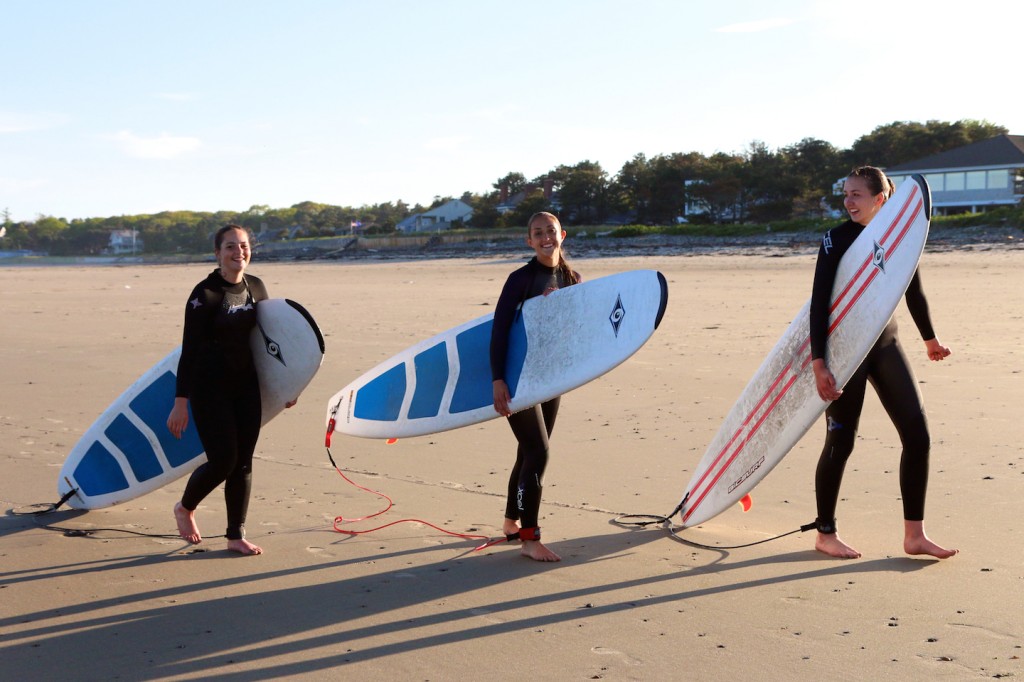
left=491, top=211, right=581, bottom=562
left=810, top=167, right=957, bottom=560
left=168, top=224, right=286, bottom=556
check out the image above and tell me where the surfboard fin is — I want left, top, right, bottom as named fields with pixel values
left=739, top=494, right=753, bottom=512
left=386, top=438, right=398, bottom=445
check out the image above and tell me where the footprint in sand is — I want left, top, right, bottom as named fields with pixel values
left=306, top=546, right=335, bottom=558
left=591, top=646, right=641, bottom=666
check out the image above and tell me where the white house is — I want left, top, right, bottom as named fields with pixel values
left=108, top=229, right=142, bottom=254
left=884, top=134, right=1024, bottom=215
left=396, top=199, right=474, bottom=233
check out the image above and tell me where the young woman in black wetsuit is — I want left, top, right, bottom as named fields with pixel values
left=167, top=225, right=291, bottom=555
left=491, top=212, right=581, bottom=562
left=811, top=167, right=957, bottom=560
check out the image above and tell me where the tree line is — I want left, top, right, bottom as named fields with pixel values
left=0, top=119, right=1006, bottom=255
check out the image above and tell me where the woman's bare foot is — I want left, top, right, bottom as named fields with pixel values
left=227, top=538, right=263, bottom=555
left=521, top=540, right=560, bottom=562
left=174, top=502, right=201, bottom=544
left=904, top=521, right=958, bottom=559
left=501, top=519, right=559, bottom=561
left=815, top=532, right=861, bottom=559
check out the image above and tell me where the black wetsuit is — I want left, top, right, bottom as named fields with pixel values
left=490, top=257, right=580, bottom=532
left=175, top=269, right=269, bottom=541
left=810, top=220, right=936, bottom=530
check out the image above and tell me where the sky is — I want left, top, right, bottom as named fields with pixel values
left=2, top=0, right=1022, bottom=223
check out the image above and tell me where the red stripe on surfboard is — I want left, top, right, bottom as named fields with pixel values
left=683, top=372, right=800, bottom=520
left=826, top=199, right=922, bottom=337
left=683, top=355, right=799, bottom=500
left=682, top=185, right=923, bottom=524
left=827, top=185, right=917, bottom=318
left=795, top=193, right=921, bottom=371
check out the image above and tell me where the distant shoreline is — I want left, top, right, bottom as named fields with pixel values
left=1, top=224, right=1019, bottom=266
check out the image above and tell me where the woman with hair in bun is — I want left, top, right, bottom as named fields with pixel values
left=810, top=167, right=957, bottom=560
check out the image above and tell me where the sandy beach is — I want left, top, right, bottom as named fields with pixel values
left=2, top=245, right=1022, bottom=680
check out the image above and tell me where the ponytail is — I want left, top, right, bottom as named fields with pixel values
left=848, top=166, right=894, bottom=200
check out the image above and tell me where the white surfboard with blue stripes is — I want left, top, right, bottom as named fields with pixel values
left=57, top=299, right=324, bottom=510
left=326, top=270, right=668, bottom=441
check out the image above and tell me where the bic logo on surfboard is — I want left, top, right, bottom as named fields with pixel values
left=872, top=241, right=887, bottom=273
left=608, top=294, right=626, bottom=336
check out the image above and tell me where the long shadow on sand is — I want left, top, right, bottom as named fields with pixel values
left=0, top=520, right=934, bottom=680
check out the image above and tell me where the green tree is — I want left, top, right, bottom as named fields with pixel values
left=614, top=153, right=652, bottom=222
left=58, top=218, right=113, bottom=255
left=493, top=172, right=528, bottom=198
left=739, top=141, right=792, bottom=222
left=506, top=188, right=550, bottom=228
left=781, top=137, right=845, bottom=216
left=464, top=191, right=501, bottom=228
left=26, top=215, right=70, bottom=251
left=847, top=119, right=1007, bottom=168
left=553, top=160, right=610, bottom=224
left=689, top=153, right=744, bottom=223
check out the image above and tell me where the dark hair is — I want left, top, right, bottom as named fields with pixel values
left=847, top=166, right=895, bottom=199
left=214, top=224, right=250, bottom=250
left=527, top=211, right=580, bottom=286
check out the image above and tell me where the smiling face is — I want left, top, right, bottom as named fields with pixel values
left=215, top=227, right=251, bottom=283
left=843, top=175, right=887, bottom=226
left=525, top=213, right=565, bottom=267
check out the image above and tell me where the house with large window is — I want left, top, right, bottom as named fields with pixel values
left=884, top=134, right=1024, bottom=215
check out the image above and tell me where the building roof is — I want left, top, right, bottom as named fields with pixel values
left=885, top=134, right=1024, bottom=173
left=420, top=199, right=473, bottom=219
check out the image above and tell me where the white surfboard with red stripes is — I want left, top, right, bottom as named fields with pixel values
left=677, top=174, right=931, bottom=528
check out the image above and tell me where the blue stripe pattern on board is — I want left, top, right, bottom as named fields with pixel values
left=105, top=413, right=162, bottom=482
left=75, top=442, right=130, bottom=496
left=129, top=371, right=204, bottom=468
left=505, top=314, right=527, bottom=397
left=355, top=363, right=406, bottom=422
left=409, top=342, right=448, bottom=419
left=451, top=321, right=495, bottom=414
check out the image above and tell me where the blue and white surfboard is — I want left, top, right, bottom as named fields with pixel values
left=326, top=269, right=668, bottom=440
left=58, top=299, right=324, bottom=510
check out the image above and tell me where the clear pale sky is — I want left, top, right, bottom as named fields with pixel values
left=2, top=0, right=1021, bottom=222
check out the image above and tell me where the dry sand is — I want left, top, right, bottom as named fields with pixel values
left=1, top=245, right=1021, bottom=680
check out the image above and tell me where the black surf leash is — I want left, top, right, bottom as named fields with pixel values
left=614, top=496, right=818, bottom=551
left=11, top=487, right=225, bottom=540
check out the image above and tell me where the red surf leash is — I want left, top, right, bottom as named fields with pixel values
left=325, top=446, right=499, bottom=551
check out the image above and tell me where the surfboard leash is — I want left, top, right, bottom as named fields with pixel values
left=613, top=496, right=819, bottom=550
left=12, top=488, right=229, bottom=540
left=325, top=446, right=499, bottom=550
left=665, top=520, right=819, bottom=550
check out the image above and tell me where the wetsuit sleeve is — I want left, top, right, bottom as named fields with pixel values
left=174, top=283, right=213, bottom=398
left=809, top=234, right=840, bottom=362
left=903, top=268, right=936, bottom=341
left=490, top=270, right=527, bottom=382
